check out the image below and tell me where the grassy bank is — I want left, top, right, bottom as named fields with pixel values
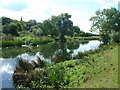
left=66, top=36, right=100, bottom=41
left=2, top=36, right=54, bottom=47
left=15, top=43, right=118, bottom=88
left=2, top=36, right=99, bottom=47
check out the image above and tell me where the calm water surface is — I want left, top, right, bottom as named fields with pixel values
left=1, top=40, right=102, bottom=88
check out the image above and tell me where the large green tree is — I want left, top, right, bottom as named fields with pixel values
left=90, top=8, right=120, bottom=43
left=42, top=19, right=58, bottom=37
left=51, top=13, right=73, bottom=41
left=2, top=17, right=12, bottom=25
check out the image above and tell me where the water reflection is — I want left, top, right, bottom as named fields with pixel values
left=52, top=42, right=71, bottom=63
left=73, top=40, right=101, bottom=55
left=1, top=40, right=102, bottom=88
left=1, top=58, right=17, bottom=88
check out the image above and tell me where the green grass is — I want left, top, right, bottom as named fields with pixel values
left=81, top=44, right=118, bottom=88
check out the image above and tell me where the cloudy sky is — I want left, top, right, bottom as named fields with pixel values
left=0, top=0, right=119, bottom=32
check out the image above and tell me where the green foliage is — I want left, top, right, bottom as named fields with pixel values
left=14, top=39, right=24, bottom=47
left=42, top=19, right=58, bottom=36
left=2, top=17, right=12, bottom=25
left=2, top=40, right=14, bottom=47
left=2, top=36, right=54, bottom=47
left=2, top=34, right=14, bottom=40
left=3, top=22, right=19, bottom=36
left=110, top=31, right=120, bottom=43
left=2, top=40, right=24, bottom=47
left=2, top=14, right=97, bottom=42
left=32, top=28, right=43, bottom=37
left=47, top=65, right=65, bottom=88
left=100, top=32, right=110, bottom=44
left=32, top=38, right=53, bottom=46
left=90, top=8, right=120, bottom=43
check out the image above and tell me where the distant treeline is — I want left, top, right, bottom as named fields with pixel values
left=1, top=13, right=97, bottom=42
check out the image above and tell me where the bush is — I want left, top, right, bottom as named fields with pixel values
left=2, top=40, right=14, bottom=47
left=2, top=40, right=24, bottom=47
left=46, top=65, right=65, bottom=88
left=13, top=40, right=24, bottom=47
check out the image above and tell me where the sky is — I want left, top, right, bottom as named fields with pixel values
left=0, top=0, right=119, bottom=32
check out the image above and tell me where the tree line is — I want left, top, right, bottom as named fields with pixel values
left=2, top=13, right=97, bottom=42
left=2, top=7, right=119, bottom=43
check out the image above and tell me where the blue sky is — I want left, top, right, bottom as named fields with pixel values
left=0, top=0, right=119, bottom=32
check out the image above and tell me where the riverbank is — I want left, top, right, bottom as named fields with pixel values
left=15, top=43, right=118, bottom=88
left=45, top=43, right=118, bottom=88
left=1, top=36, right=100, bottom=48
left=66, top=36, right=100, bottom=41
left=81, top=43, right=118, bottom=88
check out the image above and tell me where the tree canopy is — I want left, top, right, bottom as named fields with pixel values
left=2, top=13, right=98, bottom=41
left=90, top=8, right=120, bottom=43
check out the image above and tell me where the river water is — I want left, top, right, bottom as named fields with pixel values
left=0, top=40, right=102, bottom=88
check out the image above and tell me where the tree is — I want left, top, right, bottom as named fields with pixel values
left=90, top=8, right=120, bottom=43
left=3, top=22, right=19, bottom=36
left=51, top=13, right=73, bottom=41
left=2, top=17, right=12, bottom=25
left=42, top=19, right=58, bottom=36
left=16, top=22, right=24, bottom=31
left=27, top=20, right=37, bottom=30
left=32, top=28, right=43, bottom=37
left=72, top=26, right=80, bottom=36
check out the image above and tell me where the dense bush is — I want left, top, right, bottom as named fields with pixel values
left=2, top=40, right=24, bottom=47
left=2, top=40, right=14, bottom=47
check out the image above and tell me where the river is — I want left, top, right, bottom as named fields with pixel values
left=0, top=40, right=102, bottom=88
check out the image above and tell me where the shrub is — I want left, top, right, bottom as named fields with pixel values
left=13, top=40, right=24, bottom=47
left=47, top=65, right=65, bottom=88
left=2, top=40, right=24, bottom=47
left=2, top=40, right=14, bottom=47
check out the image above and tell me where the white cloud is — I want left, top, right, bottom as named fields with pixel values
left=0, top=0, right=118, bottom=33
left=95, top=0, right=118, bottom=4
left=95, top=0, right=119, bottom=9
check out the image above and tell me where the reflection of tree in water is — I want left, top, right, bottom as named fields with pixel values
left=52, top=42, right=71, bottom=63
left=2, top=40, right=90, bottom=62
left=33, top=40, right=88, bottom=61
left=67, top=41, right=80, bottom=50
left=37, top=42, right=59, bottom=59
left=51, top=41, right=89, bottom=63
left=2, top=47, right=31, bottom=58
left=66, top=41, right=80, bottom=55
left=80, top=40, right=89, bottom=44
